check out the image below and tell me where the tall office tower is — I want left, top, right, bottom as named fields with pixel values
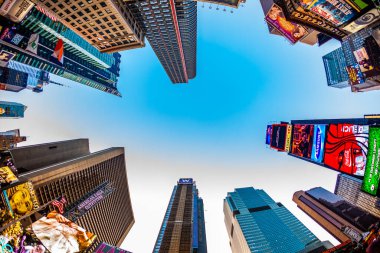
left=11, top=139, right=134, bottom=249
left=30, top=0, right=145, bottom=53
left=0, top=129, right=26, bottom=150
left=293, top=187, right=379, bottom=243
left=224, top=187, right=323, bottom=253
left=335, top=173, right=380, bottom=218
left=322, top=47, right=350, bottom=88
left=127, top=0, right=197, bottom=83
left=0, top=10, right=123, bottom=96
left=0, top=101, right=27, bottom=118
left=0, top=66, right=28, bottom=92
left=153, top=178, right=207, bottom=253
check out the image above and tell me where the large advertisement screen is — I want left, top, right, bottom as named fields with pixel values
left=265, top=4, right=309, bottom=44
left=291, top=124, right=314, bottom=159
left=298, top=0, right=370, bottom=26
left=266, top=125, right=272, bottom=145
left=95, top=242, right=132, bottom=253
left=325, top=124, right=369, bottom=176
left=362, top=127, right=380, bottom=196
left=346, top=64, right=365, bottom=85
left=270, top=124, right=288, bottom=151
left=311, top=124, right=326, bottom=163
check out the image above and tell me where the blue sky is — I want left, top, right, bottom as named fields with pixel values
left=2, top=1, right=380, bottom=252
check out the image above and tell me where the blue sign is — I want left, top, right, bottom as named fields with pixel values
left=311, top=124, right=326, bottom=164
left=178, top=178, right=193, bottom=184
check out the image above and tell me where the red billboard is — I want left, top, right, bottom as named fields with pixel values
left=325, top=124, right=369, bottom=176
left=291, top=124, right=314, bottom=159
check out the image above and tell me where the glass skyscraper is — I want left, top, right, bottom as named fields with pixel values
left=0, top=101, right=27, bottom=118
left=153, top=178, right=207, bottom=253
left=322, top=47, right=350, bottom=88
left=224, top=187, right=322, bottom=253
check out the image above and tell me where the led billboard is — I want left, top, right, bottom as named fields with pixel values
left=325, top=124, right=369, bottom=176
left=346, top=64, right=365, bottom=85
left=265, top=3, right=309, bottom=44
left=362, top=127, right=380, bottom=196
left=343, top=8, right=380, bottom=33
left=270, top=124, right=288, bottom=151
left=311, top=124, right=326, bottom=163
left=298, top=0, right=370, bottom=27
left=266, top=125, right=272, bottom=145
left=291, top=124, right=314, bottom=159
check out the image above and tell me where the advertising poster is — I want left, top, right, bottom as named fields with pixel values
left=270, top=124, right=288, bottom=151
left=0, top=192, right=13, bottom=227
left=311, top=124, right=326, bottom=163
left=343, top=8, right=380, bottom=33
left=0, top=166, right=18, bottom=186
left=353, top=47, right=374, bottom=73
left=94, top=242, right=132, bottom=253
left=32, top=210, right=96, bottom=253
left=0, top=50, right=15, bottom=67
left=291, top=124, right=314, bottom=159
left=0, top=221, right=23, bottom=246
left=266, top=125, right=272, bottom=145
left=362, top=127, right=380, bottom=196
left=298, top=0, right=369, bottom=26
left=285, top=124, right=292, bottom=153
left=5, top=181, right=39, bottom=217
left=346, top=64, right=365, bottom=85
left=325, top=124, right=369, bottom=176
left=6, top=0, right=34, bottom=23
left=265, top=4, right=309, bottom=44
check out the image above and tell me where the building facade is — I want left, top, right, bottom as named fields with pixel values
left=0, top=129, right=26, bottom=150
left=153, top=178, right=207, bottom=253
left=322, top=47, right=350, bottom=88
left=127, top=0, right=197, bottom=83
left=11, top=139, right=134, bottom=249
left=293, top=187, right=379, bottom=243
left=335, top=173, right=380, bottom=218
left=224, top=187, right=322, bottom=253
left=0, top=66, right=28, bottom=92
left=0, top=10, right=123, bottom=96
left=0, top=101, right=27, bottom=118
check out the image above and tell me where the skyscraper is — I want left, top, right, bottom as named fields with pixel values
left=127, top=0, right=197, bottom=83
left=153, top=178, right=207, bottom=253
left=0, top=66, right=28, bottom=92
left=335, top=173, right=380, bottom=218
left=224, top=187, right=323, bottom=253
left=0, top=101, right=27, bottom=118
left=11, top=139, right=134, bottom=249
left=322, top=47, right=350, bottom=88
left=0, top=9, right=123, bottom=96
left=293, top=187, right=379, bottom=243
left=0, top=129, right=26, bottom=150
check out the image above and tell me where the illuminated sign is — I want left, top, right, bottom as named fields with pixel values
left=270, top=124, right=288, bottom=151
left=362, top=127, right=380, bottom=196
left=279, top=0, right=348, bottom=40
left=178, top=178, right=193, bottom=184
left=346, top=64, right=365, bottom=85
left=325, top=124, right=369, bottom=176
left=291, top=124, right=314, bottom=159
left=5, top=0, right=34, bottom=23
left=266, top=125, right=272, bottom=145
left=285, top=124, right=292, bottom=152
left=311, top=124, right=326, bottom=163
left=343, top=8, right=380, bottom=33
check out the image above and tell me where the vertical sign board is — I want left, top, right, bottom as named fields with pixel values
left=311, top=125, right=326, bottom=164
left=285, top=124, right=292, bottom=153
left=362, top=127, right=380, bottom=196
left=266, top=125, right=272, bottom=145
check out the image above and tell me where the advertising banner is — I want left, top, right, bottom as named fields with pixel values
left=266, top=125, right=272, bottom=145
left=0, top=166, right=18, bottom=186
left=346, top=64, right=365, bottom=85
left=4, top=181, right=40, bottom=217
left=65, top=182, right=114, bottom=222
left=270, top=124, right=288, bottom=151
left=325, top=124, right=369, bottom=176
left=343, top=8, right=380, bottom=33
left=5, top=0, right=34, bottom=23
left=291, top=124, right=314, bottom=159
left=362, top=127, right=380, bottom=196
left=265, top=4, right=309, bottom=44
left=285, top=124, right=292, bottom=152
left=178, top=178, right=193, bottom=184
left=32, top=210, right=96, bottom=253
left=298, top=0, right=370, bottom=26
left=94, top=242, right=132, bottom=253
left=0, top=50, right=15, bottom=67
left=311, top=124, right=326, bottom=163
left=0, top=0, right=16, bottom=16
left=354, top=47, right=375, bottom=73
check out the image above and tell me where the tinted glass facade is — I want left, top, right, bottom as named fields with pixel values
left=153, top=179, right=207, bottom=253
left=322, top=47, right=349, bottom=88
left=224, top=187, right=320, bottom=253
left=0, top=101, right=27, bottom=118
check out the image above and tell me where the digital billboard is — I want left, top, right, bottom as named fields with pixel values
left=353, top=47, right=375, bottom=73
left=285, top=124, right=292, bottom=152
left=325, top=124, right=369, bottom=176
left=270, top=124, right=288, bottom=151
left=265, top=4, right=309, bottom=44
left=346, top=64, right=365, bottom=85
left=298, top=0, right=370, bottom=26
left=362, top=127, right=380, bottom=196
left=343, top=8, right=380, bottom=33
left=311, top=124, right=326, bottom=163
left=266, top=125, right=272, bottom=145
left=291, top=124, right=314, bottom=159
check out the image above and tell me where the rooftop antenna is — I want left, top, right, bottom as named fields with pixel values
left=49, top=80, right=71, bottom=88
